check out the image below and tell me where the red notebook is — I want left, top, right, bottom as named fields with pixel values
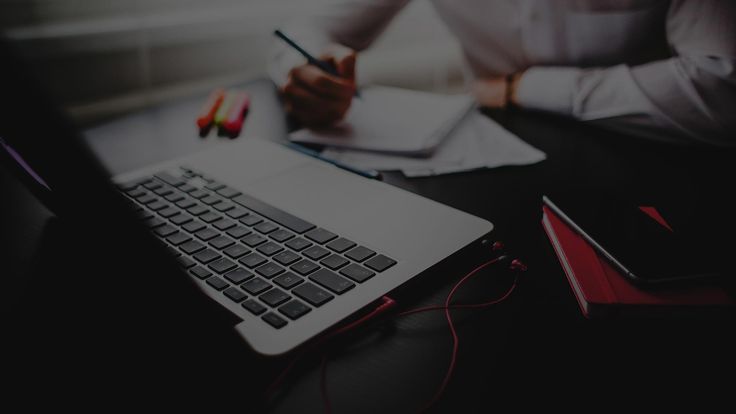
left=542, top=205, right=735, bottom=318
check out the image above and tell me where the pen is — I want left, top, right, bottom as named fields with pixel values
left=285, top=142, right=381, bottom=180
left=274, top=29, right=360, bottom=98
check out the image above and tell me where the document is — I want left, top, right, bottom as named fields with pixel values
left=289, top=86, right=475, bottom=157
left=321, top=111, right=547, bottom=177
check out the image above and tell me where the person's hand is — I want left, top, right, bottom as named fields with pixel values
left=280, top=44, right=357, bottom=128
left=472, top=72, right=523, bottom=109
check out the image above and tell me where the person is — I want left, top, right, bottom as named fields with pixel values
left=270, top=0, right=736, bottom=146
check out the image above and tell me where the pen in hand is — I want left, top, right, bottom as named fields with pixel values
left=274, top=29, right=360, bottom=98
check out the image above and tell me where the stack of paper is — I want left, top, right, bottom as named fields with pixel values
left=321, top=112, right=546, bottom=177
left=289, top=85, right=546, bottom=177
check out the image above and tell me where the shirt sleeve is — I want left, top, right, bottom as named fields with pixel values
left=514, top=1, right=736, bottom=146
left=268, top=0, right=412, bottom=86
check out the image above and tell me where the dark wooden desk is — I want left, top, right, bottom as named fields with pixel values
left=3, top=78, right=734, bottom=412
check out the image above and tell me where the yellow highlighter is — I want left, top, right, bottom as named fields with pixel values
left=214, top=92, right=235, bottom=128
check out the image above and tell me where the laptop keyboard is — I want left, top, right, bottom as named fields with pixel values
left=118, top=167, right=397, bottom=330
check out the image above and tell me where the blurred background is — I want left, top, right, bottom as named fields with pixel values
left=1, top=0, right=466, bottom=126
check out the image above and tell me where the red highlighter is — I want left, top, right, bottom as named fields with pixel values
left=220, top=91, right=251, bottom=138
left=196, top=88, right=225, bottom=130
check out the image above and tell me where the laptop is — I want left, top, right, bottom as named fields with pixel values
left=0, top=38, right=493, bottom=356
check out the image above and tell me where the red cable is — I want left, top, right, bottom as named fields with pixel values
left=417, top=256, right=503, bottom=413
left=266, top=296, right=396, bottom=397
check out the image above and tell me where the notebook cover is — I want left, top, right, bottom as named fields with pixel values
left=542, top=206, right=735, bottom=318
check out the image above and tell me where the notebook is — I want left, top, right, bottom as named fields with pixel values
left=289, top=86, right=475, bottom=157
left=542, top=205, right=735, bottom=319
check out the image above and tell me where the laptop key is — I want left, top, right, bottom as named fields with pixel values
left=145, top=217, right=165, bottom=228
left=180, top=240, right=206, bottom=255
left=177, top=256, right=196, bottom=269
left=195, top=227, right=219, bottom=241
left=310, top=269, right=355, bottom=294
left=339, top=264, right=375, bottom=283
left=260, top=288, right=290, bottom=307
left=214, top=202, right=235, bottom=212
left=223, top=287, right=247, bottom=303
left=208, top=257, right=237, bottom=274
left=201, top=195, right=223, bottom=206
left=179, top=184, right=197, bottom=193
left=242, top=299, right=266, bottom=315
left=127, top=188, right=147, bottom=198
left=239, top=215, right=263, bottom=227
left=241, top=277, right=272, bottom=295
left=239, top=253, right=267, bottom=268
left=144, top=181, right=163, bottom=191
left=285, top=237, right=312, bottom=252
left=158, top=206, right=179, bottom=218
left=138, top=194, right=157, bottom=205
left=148, top=200, right=168, bottom=211
left=170, top=213, right=193, bottom=226
left=190, top=266, right=212, bottom=280
left=224, top=268, right=254, bottom=284
left=305, top=228, right=338, bottom=244
left=270, top=229, right=294, bottom=243
left=182, top=220, right=206, bottom=233
left=166, top=231, right=192, bottom=246
left=273, top=272, right=304, bottom=290
left=164, top=192, right=185, bottom=203
left=326, top=238, right=356, bottom=253
left=213, top=218, right=236, bottom=231
left=321, top=254, right=349, bottom=270
left=167, top=246, right=181, bottom=257
left=187, top=204, right=209, bottom=216
left=261, top=312, right=287, bottom=329
left=256, top=262, right=285, bottom=279
left=345, top=246, right=376, bottom=262
left=293, top=282, right=334, bottom=307
left=190, top=189, right=208, bottom=199
left=217, top=186, right=242, bottom=198
left=193, top=248, right=221, bottom=264
left=205, top=181, right=226, bottom=191
left=254, top=222, right=278, bottom=234
left=365, top=255, right=397, bottom=272
left=278, top=299, right=311, bottom=320
left=273, top=250, right=300, bottom=266
left=290, top=259, right=319, bottom=276
left=155, top=171, right=186, bottom=187
left=223, top=244, right=250, bottom=259
left=303, top=245, right=330, bottom=261
left=209, top=235, right=235, bottom=250
left=154, top=224, right=177, bottom=237
left=226, top=226, right=251, bottom=239
left=232, top=193, right=315, bottom=234
left=153, top=186, right=174, bottom=197
left=226, top=208, right=249, bottom=219
left=242, top=234, right=267, bottom=247
left=206, top=276, right=229, bottom=291
left=256, top=241, right=283, bottom=256
left=200, top=212, right=222, bottom=223
left=176, top=198, right=197, bottom=209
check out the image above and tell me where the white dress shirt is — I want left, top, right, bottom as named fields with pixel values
left=270, top=0, right=736, bottom=145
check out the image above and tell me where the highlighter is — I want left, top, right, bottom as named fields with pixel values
left=196, top=88, right=225, bottom=130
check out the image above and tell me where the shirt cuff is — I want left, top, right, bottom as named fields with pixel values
left=514, top=66, right=583, bottom=115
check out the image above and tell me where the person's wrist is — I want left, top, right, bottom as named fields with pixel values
left=507, top=71, right=524, bottom=107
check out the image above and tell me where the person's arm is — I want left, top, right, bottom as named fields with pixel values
left=512, top=1, right=736, bottom=146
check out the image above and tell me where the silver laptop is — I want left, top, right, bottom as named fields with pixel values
left=115, top=136, right=492, bottom=355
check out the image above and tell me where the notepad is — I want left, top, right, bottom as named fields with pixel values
left=289, top=86, right=475, bottom=157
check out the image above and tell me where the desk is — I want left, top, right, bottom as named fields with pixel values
left=3, top=78, right=734, bottom=411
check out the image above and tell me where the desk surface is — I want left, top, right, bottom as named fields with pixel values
left=3, top=79, right=734, bottom=411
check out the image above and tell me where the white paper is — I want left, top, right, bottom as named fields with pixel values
left=321, top=112, right=546, bottom=177
left=289, top=86, right=475, bottom=156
